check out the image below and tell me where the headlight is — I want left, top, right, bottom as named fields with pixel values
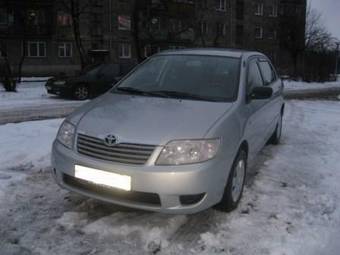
left=54, top=81, right=66, bottom=85
left=57, top=121, right=75, bottom=149
left=156, top=139, right=220, bottom=165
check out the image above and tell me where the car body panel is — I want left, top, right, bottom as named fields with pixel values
left=76, top=93, right=234, bottom=146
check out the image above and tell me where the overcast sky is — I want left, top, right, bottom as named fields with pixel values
left=309, top=0, right=340, bottom=40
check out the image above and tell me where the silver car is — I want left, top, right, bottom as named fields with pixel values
left=52, top=49, right=284, bottom=214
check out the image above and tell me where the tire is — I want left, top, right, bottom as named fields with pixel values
left=269, top=114, right=283, bottom=145
left=215, top=149, right=247, bottom=212
left=73, top=84, right=90, bottom=100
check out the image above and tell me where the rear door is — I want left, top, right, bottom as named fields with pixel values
left=257, top=59, right=283, bottom=140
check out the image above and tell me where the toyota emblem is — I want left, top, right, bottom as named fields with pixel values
left=104, top=134, right=117, bottom=147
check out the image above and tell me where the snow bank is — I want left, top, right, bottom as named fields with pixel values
left=284, top=80, right=340, bottom=91
left=0, top=80, right=81, bottom=110
left=0, top=119, right=62, bottom=170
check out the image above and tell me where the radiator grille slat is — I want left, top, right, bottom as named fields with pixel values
left=77, top=134, right=155, bottom=165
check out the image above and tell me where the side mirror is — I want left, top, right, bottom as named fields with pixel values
left=250, top=86, right=273, bottom=100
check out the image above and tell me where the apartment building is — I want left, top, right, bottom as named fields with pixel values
left=0, top=0, right=306, bottom=76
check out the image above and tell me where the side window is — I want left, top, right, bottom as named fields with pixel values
left=247, top=59, right=264, bottom=93
left=258, top=61, right=276, bottom=85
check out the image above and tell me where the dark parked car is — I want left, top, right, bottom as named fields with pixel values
left=45, top=64, right=121, bottom=100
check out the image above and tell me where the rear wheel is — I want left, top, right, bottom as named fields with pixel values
left=73, top=84, right=90, bottom=100
left=215, top=149, right=247, bottom=212
left=269, top=114, right=283, bottom=145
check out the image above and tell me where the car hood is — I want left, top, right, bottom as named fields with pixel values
left=73, top=93, right=234, bottom=145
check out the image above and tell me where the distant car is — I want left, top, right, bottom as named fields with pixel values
left=45, top=64, right=121, bottom=100
left=52, top=49, right=284, bottom=214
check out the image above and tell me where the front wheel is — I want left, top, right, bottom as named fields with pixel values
left=73, top=84, right=90, bottom=100
left=215, top=150, right=247, bottom=212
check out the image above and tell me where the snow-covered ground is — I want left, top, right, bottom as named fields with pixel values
left=1, top=100, right=340, bottom=255
left=0, top=80, right=81, bottom=110
left=284, top=80, right=340, bottom=91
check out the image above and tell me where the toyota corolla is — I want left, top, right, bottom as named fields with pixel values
left=51, top=49, right=284, bottom=214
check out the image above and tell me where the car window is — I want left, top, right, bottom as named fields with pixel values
left=247, top=59, right=264, bottom=93
left=86, top=65, right=102, bottom=76
left=258, top=61, right=276, bottom=85
left=115, top=55, right=240, bottom=102
left=98, top=64, right=119, bottom=79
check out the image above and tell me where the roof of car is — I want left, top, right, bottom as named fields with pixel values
left=157, top=48, right=264, bottom=59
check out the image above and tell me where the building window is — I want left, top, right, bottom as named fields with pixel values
left=215, top=0, right=227, bottom=11
left=26, top=41, right=46, bottom=57
left=27, top=9, right=46, bottom=26
left=255, top=26, right=263, bottom=39
left=269, top=5, right=278, bottom=17
left=118, top=15, right=131, bottom=31
left=217, top=23, right=227, bottom=36
left=255, top=3, right=264, bottom=16
left=58, top=43, right=72, bottom=58
left=200, top=21, right=209, bottom=35
left=169, top=19, right=182, bottom=33
left=57, top=11, right=72, bottom=26
left=144, top=45, right=152, bottom=58
left=119, top=43, right=131, bottom=58
left=268, top=29, right=277, bottom=39
left=150, top=17, right=161, bottom=30
left=0, top=8, right=8, bottom=25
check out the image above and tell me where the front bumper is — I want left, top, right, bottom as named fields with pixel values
left=45, top=83, right=71, bottom=96
left=51, top=141, right=230, bottom=214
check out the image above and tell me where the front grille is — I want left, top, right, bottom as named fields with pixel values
left=63, top=174, right=161, bottom=206
left=77, top=134, right=156, bottom=165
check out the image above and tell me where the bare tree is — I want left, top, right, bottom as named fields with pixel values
left=132, top=0, right=195, bottom=60
left=305, top=4, right=333, bottom=51
left=57, top=0, right=97, bottom=69
left=0, top=2, right=28, bottom=92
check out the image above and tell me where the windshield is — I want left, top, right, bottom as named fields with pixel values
left=113, top=55, right=240, bottom=102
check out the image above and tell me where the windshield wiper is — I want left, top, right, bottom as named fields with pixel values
left=148, top=90, right=220, bottom=101
left=115, top=87, right=148, bottom=95
left=115, top=87, right=170, bottom=98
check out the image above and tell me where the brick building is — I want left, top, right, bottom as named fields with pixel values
left=0, top=0, right=306, bottom=76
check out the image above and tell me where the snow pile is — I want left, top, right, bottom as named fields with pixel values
left=284, top=80, right=340, bottom=91
left=83, top=212, right=187, bottom=252
left=0, top=119, right=62, bottom=170
left=57, top=212, right=89, bottom=230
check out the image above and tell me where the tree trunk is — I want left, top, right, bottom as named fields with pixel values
left=132, top=3, right=142, bottom=63
left=71, top=0, right=88, bottom=69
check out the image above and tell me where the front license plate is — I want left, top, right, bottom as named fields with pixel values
left=74, top=165, right=131, bottom=191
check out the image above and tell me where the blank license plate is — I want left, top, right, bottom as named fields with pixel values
left=74, top=165, right=131, bottom=191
